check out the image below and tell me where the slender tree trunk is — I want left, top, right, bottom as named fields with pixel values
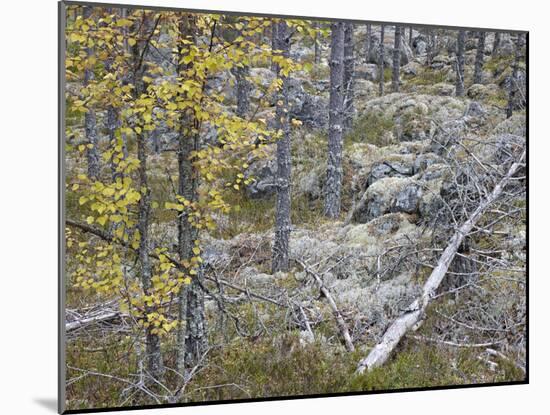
left=131, top=13, right=164, bottom=382
left=506, top=34, right=524, bottom=119
left=343, top=23, right=355, bottom=131
left=365, top=24, right=371, bottom=62
left=408, top=26, right=413, bottom=48
left=272, top=21, right=292, bottom=273
left=314, top=21, right=321, bottom=65
left=473, top=31, right=486, bottom=84
left=378, top=25, right=385, bottom=96
left=175, top=15, right=208, bottom=372
left=271, top=21, right=278, bottom=72
left=103, top=53, right=125, bottom=181
left=324, top=22, right=345, bottom=218
left=106, top=105, right=124, bottom=181
left=234, top=64, right=250, bottom=118
left=82, top=6, right=100, bottom=180
left=426, top=29, right=434, bottom=67
left=455, top=29, right=466, bottom=97
left=98, top=9, right=122, bottom=182
left=392, top=25, right=402, bottom=92
left=492, top=32, right=501, bottom=57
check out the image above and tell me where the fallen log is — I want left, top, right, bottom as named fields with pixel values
left=66, top=311, right=123, bottom=333
left=356, top=151, right=525, bottom=373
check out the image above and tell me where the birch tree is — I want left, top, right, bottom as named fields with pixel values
left=130, top=11, right=164, bottom=382
left=324, top=22, right=345, bottom=218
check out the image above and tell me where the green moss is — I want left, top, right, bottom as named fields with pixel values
left=66, top=322, right=525, bottom=409
left=483, top=55, right=513, bottom=75
left=383, top=67, right=392, bottom=82
left=485, top=88, right=508, bottom=108
left=344, top=111, right=395, bottom=147
left=407, top=67, right=447, bottom=86
left=186, top=334, right=359, bottom=402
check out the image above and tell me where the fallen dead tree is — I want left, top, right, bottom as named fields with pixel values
left=356, top=150, right=525, bottom=374
left=66, top=311, right=123, bottom=333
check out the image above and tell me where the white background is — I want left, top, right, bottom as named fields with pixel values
left=0, top=0, right=545, bottom=413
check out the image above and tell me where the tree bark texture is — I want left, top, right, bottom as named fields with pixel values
left=426, top=29, right=434, bottom=67
left=506, top=34, right=524, bottom=119
left=473, top=31, right=486, bottom=84
left=343, top=22, right=355, bottom=131
left=272, top=21, right=292, bottom=273
left=492, top=32, right=501, bottom=57
left=175, top=15, right=208, bottom=371
left=378, top=25, right=385, bottom=96
left=131, top=13, right=164, bottom=382
left=365, top=24, right=372, bottom=63
left=324, top=22, right=345, bottom=219
left=314, top=21, right=321, bottom=64
left=271, top=21, right=278, bottom=72
left=83, top=6, right=100, bottom=180
left=455, top=30, right=466, bottom=97
left=392, top=25, right=402, bottom=92
left=234, top=64, right=250, bottom=118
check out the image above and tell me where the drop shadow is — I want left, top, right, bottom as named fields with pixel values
left=34, top=398, right=58, bottom=413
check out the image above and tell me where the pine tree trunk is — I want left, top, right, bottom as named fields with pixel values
left=392, top=25, right=401, bottom=92
left=82, top=6, right=100, bottom=180
left=314, top=21, right=321, bottom=64
left=175, top=15, right=208, bottom=372
left=343, top=23, right=355, bottom=131
left=506, top=34, right=524, bottom=119
left=272, top=21, right=292, bottom=274
left=378, top=25, right=385, bottom=96
left=426, top=29, right=434, bottom=67
left=473, top=31, right=486, bottom=84
left=365, top=24, right=371, bottom=62
left=324, top=22, right=345, bottom=219
left=234, top=64, right=250, bottom=118
left=455, top=29, right=466, bottom=97
left=409, top=26, right=413, bottom=48
left=271, top=22, right=278, bottom=72
left=492, top=32, right=501, bottom=57
left=131, top=13, right=164, bottom=382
